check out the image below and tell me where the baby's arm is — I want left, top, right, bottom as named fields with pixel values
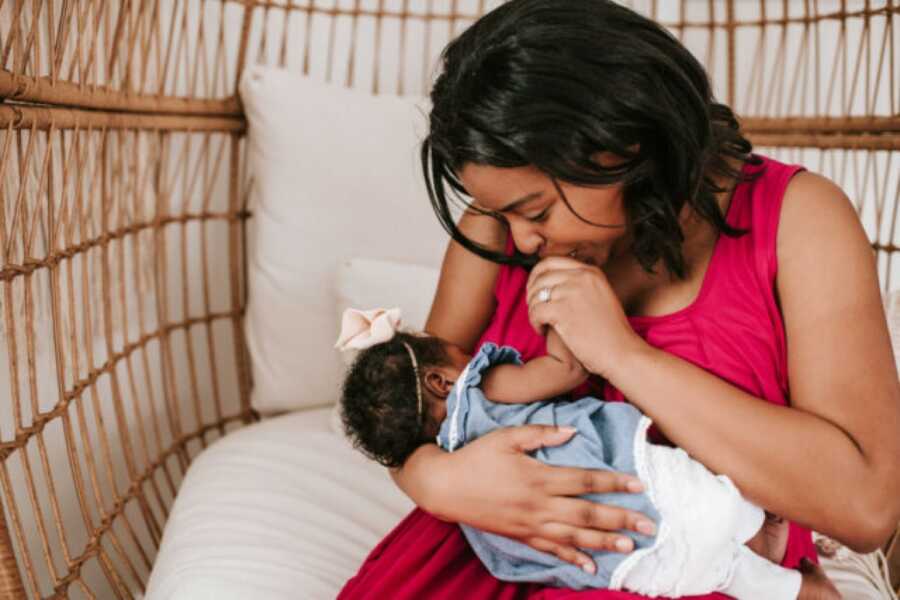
left=480, top=328, right=588, bottom=403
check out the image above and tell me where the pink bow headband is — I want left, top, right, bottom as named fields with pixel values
left=334, top=307, right=424, bottom=423
left=334, top=308, right=402, bottom=351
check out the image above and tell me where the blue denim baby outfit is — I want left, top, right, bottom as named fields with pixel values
left=435, top=343, right=661, bottom=589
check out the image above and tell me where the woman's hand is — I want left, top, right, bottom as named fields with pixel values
left=418, top=424, right=657, bottom=573
left=526, top=256, right=644, bottom=379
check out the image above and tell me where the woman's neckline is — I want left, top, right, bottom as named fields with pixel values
left=625, top=157, right=756, bottom=325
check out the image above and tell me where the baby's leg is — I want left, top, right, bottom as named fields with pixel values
left=724, top=544, right=802, bottom=599
left=745, top=511, right=790, bottom=564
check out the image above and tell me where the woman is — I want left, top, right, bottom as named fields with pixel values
left=339, top=1, right=900, bottom=598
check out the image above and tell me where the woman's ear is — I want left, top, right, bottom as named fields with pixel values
left=423, top=367, right=455, bottom=399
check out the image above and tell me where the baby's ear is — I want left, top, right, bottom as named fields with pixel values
left=423, top=367, right=455, bottom=398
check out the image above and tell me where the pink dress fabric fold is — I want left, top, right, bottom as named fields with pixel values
left=338, top=154, right=818, bottom=599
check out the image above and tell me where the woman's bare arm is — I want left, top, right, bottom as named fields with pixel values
left=481, top=329, right=588, bottom=402
left=391, top=209, right=504, bottom=497
left=605, top=172, right=900, bottom=552
left=422, top=210, right=505, bottom=352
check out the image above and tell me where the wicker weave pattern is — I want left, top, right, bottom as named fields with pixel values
left=0, top=122, right=252, bottom=598
left=0, top=0, right=243, bottom=114
left=0, top=1, right=895, bottom=598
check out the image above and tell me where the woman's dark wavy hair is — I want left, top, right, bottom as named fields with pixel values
left=340, top=333, right=451, bottom=469
left=422, top=0, right=762, bottom=277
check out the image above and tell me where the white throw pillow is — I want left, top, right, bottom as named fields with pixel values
left=335, top=257, right=441, bottom=366
left=239, top=65, right=447, bottom=414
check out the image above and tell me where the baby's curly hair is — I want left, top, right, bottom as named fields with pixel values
left=340, top=332, right=452, bottom=469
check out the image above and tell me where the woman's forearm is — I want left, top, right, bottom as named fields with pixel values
left=389, top=443, right=449, bottom=519
left=607, top=342, right=900, bottom=552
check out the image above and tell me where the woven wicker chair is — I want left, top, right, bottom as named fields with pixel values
left=0, top=1, right=896, bottom=597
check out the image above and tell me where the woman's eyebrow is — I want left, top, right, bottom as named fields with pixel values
left=497, top=191, right=543, bottom=212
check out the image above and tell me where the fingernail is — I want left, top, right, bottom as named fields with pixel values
left=615, top=538, right=633, bottom=552
left=636, top=520, right=656, bottom=535
left=558, top=426, right=577, bottom=435
left=581, top=560, right=596, bottom=574
left=626, top=479, right=645, bottom=493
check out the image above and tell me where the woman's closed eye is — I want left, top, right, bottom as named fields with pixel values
left=524, top=207, right=550, bottom=223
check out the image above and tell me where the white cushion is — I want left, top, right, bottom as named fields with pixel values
left=239, top=65, right=447, bottom=414
left=144, top=407, right=414, bottom=600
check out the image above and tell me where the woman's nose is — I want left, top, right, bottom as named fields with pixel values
left=508, top=218, right=544, bottom=256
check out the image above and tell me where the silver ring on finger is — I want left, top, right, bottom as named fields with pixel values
left=538, top=286, right=553, bottom=303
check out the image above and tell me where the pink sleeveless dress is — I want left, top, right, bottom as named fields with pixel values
left=338, top=154, right=818, bottom=599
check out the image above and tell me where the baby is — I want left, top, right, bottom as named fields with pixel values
left=336, top=308, right=823, bottom=599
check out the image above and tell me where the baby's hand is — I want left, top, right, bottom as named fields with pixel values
left=797, top=558, right=840, bottom=600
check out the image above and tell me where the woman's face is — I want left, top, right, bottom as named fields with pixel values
left=457, top=153, right=632, bottom=268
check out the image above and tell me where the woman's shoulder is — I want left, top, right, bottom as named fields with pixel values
left=774, top=166, right=885, bottom=377
left=732, top=154, right=862, bottom=284
left=776, top=169, right=864, bottom=270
